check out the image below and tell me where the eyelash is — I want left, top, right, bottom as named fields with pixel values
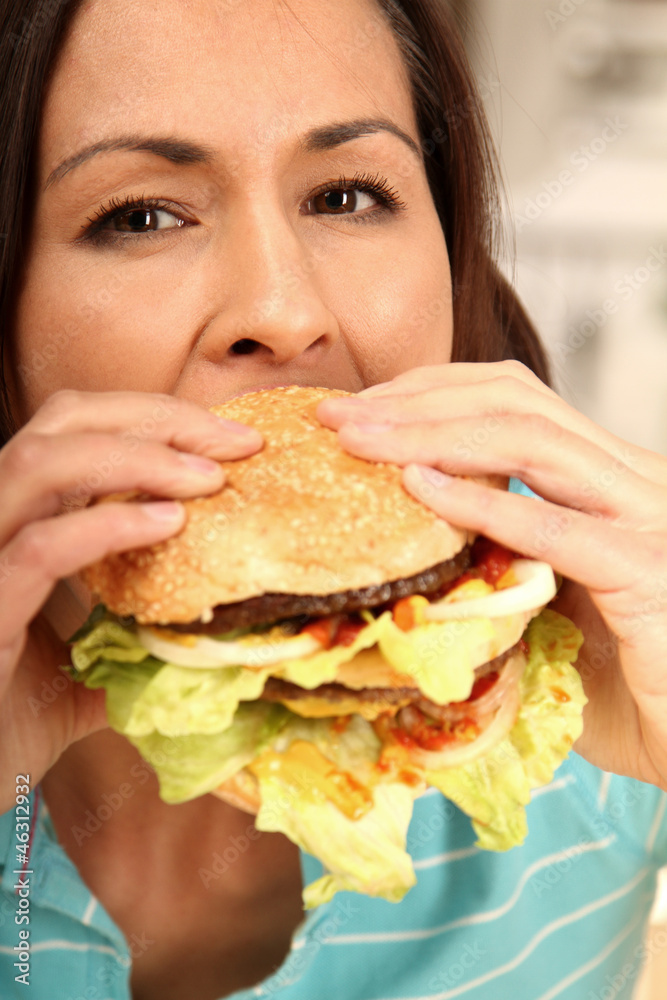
left=308, top=172, right=407, bottom=218
left=81, top=172, right=406, bottom=246
left=82, top=194, right=180, bottom=246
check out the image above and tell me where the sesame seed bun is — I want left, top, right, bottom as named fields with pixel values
left=82, top=385, right=477, bottom=624
left=211, top=771, right=260, bottom=816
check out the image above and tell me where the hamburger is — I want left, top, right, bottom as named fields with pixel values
left=70, top=385, right=586, bottom=907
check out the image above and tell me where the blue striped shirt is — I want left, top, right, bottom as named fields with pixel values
left=1, top=754, right=666, bottom=999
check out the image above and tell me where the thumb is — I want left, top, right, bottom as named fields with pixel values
left=30, top=614, right=110, bottom=748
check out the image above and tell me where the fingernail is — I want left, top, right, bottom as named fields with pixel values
left=345, top=422, right=393, bottom=434
left=141, top=501, right=184, bottom=522
left=416, top=465, right=453, bottom=488
left=216, top=418, right=261, bottom=437
left=178, top=453, right=222, bottom=475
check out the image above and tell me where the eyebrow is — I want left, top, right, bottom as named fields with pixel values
left=302, top=118, right=422, bottom=160
left=45, top=117, right=422, bottom=190
left=45, top=137, right=215, bottom=189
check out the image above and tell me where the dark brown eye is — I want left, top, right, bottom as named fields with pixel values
left=108, top=208, right=183, bottom=233
left=310, top=189, right=376, bottom=215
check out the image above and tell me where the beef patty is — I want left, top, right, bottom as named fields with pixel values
left=170, top=544, right=472, bottom=634
left=259, top=643, right=518, bottom=710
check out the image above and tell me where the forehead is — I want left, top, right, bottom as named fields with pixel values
left=41, top=0, right=417, bottom=173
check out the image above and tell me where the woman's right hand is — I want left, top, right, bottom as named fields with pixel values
left=0, top=390, right=263, bottom=814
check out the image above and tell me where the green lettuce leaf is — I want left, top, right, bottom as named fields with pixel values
left=369, top=610, right=495, bottom=704
left=274, top=612, right=394, bottom=688
left=509, top=608, right=587, bottom=787
left=264, top=713, right=382, bottom=780
left=131, top=703, right=288, bottom=802
left=262, top=782, right=417, bottom=909
left=426, top=738, right=531, bottom=851
left=82, top=657, right=273, bottom=737
left=250, top=716, right=417, bottom=906
left=70, top=618, right=150, bottom=671
left=426, top=609, right=586, bottom=851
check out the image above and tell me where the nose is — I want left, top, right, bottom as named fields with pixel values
left=199, top=197, right=340, bottom=366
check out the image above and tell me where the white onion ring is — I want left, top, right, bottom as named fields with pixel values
left=137, top=625, right=323, bottom=669
left=399, top=651, right=524, bottom=769
left=417, top=650, right=525, bottom=723
left=424, top=560, right=556, bottom=620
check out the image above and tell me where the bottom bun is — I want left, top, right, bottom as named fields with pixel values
left=211, top=770, right=260, bottom=815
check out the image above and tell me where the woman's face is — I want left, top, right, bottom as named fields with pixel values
left=11, top=0, right=453, bottom=420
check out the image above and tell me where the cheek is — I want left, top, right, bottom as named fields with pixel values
left=10, top=248, right=194, bottom=419
left=333, top=225, right=453, bottom=381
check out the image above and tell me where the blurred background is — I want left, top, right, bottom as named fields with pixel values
left=462, top=0, right=667, bottom=456
left=458, top=3, right=667, bottom=996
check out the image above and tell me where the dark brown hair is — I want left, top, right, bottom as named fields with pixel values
left=0, top=0, right=550, bottom=445
left=377, top=0, right=550, bottom=377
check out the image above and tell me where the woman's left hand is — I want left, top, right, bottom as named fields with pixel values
left=317, top=361, right=667, bottom=789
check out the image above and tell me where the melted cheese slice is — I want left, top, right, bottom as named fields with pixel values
left=277, top=691, right=413, bottom=721
left=334, top=646, right=416, bottom=691
left=248, top=740, right=373, bottom=820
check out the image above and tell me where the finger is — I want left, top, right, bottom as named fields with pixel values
left=333, top=415, right=665, bottom=523
left=401, top=464, right=640, bottom=595
left=28, top=390, right=262, bottom=459
left=324, top=376, right=570, bottom=430
left=0, top=500, right=185, bottom=650
left=0, top=432, right=225, bottom=538
left=0, top=431, right=241, bottom=550
left=357, top=361, right=551, bottom=398
left=319, top=369, right=643, bottom=473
